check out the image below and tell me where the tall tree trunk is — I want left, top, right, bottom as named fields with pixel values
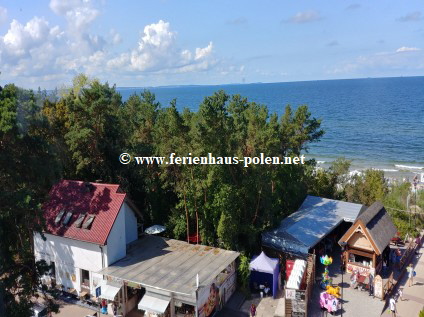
left=183, top=189, right=190, bottom=243
left=196, top=209, right=199, bottom=244
left=252, top=187, right=262, bottom=225
left=190, top=168, right=200, bottom=244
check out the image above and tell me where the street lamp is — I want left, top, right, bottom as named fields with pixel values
left=413, top=175, right=418, bottom=230
left=340, top=242, right=347, bottom=317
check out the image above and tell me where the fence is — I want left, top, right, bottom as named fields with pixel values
left=382, top=272, right=395, bottom=299
left=381, top=234, right=422, bottom=300
left=305, top=254, right=316, bottom=317
left=399, top=242, right=416, bottom=270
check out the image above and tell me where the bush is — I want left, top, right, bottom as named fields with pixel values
left=237, top=253, right=251, bottom=297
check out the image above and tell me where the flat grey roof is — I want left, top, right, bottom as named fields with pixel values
left=285, top=196, right=365, bottom=247
left=98, top=235, right=239, bottom=297
left=263, top=195, right=365, bottom=255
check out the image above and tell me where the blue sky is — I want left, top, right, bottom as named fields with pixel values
left=0, top=0, right=423, bottom=89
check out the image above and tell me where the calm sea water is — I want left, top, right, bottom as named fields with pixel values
left=117, top=77, right=424, bottom=176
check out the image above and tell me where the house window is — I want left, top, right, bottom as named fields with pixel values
left=349, top=253, right=372, bottom=267
left=63, top=212, right=73, bottom=225
left=54, top=210, right=65, bottom=225
left=81, top=269, right=90, bottom=288
left=74, top=214, right=86, bottom=228
left=82, top=215, right=95, bottom=229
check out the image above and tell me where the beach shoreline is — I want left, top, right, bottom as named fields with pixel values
left=311, top=158, right=424, bottom=184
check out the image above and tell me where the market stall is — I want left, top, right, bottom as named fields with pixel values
left=249, top=251, right=280, bottom=299
left=338, top=202, right=397, bottom=277
left=98, top=280, right=123, bottom=315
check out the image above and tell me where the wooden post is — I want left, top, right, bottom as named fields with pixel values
left=345, top=247, right=349, bottom=267
left=170, top=293, right=175, bottom=317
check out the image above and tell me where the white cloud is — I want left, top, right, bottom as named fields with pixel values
left=0, top=8, right=220, bottom=88
left=49, top=0, right=105, bottom=54
left=138, top=20, right=174, bottom=50
left=396, top=46, right=421, bottom=53
left=329, top=47, right=424, bottom=75
left=195, top=42, right=213, bottom=60
left=0, top=12, right=103, bottom=82
left=1, top=17, right=58, bottom=59
left=107, top=20, right=216, bottom=73
left=50, top=0, right=99, bottom=32
left=110, top=29, right=122, bottom=45
left=285, top=11, right=322, bottom=24
left=0, top=6, right=7, bottom=25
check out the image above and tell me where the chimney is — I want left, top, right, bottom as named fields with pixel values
left=84, top=182, right=94, bottom=192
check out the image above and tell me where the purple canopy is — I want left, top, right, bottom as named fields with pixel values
left=249, top=251, right=280, bottom=298
left=250, top=251, right=279, bottom=274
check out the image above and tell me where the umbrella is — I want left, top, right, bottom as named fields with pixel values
left=144, top=225, right=166, bottom=234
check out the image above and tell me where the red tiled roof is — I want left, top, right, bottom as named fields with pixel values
left=43, top=180, right=127, bottom=245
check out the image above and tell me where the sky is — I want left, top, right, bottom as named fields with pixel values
left=0, top=0, right=423, bottom=89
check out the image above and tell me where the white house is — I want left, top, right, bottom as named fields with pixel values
left=34, top=180, right=141, bottom=296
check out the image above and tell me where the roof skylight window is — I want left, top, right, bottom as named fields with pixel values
left=63, top=212, right=73, bottom=225
left=82, top=215, right=95, bottom=229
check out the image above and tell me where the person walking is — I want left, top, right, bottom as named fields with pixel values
left=395, top=248, right=402, bottom=270
left=368, top=268, right=375, bottom=297
left=407, top=263, right=414, bottom=287
left=250, top=303, right=256, bottom=317
left=397, top=288, right=403, bottom=301
left=389, top=297, right=397, bottom=317
left=112, top=302, right=117, bottom=316
left=390, top=249, right=397, bottom=269
left=415, top=235, right=421, bottom=254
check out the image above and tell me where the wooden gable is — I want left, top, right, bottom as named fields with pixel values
left=339, top=220, right=381, bottom=255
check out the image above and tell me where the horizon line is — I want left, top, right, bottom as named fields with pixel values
left=115, top=75, right=424, bottom=90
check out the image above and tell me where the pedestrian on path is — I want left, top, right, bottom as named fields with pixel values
left=415, top=235, right=421, bottom=254
left=391, top=249, right=397, bottom=269
left=368, top=268, right=375, bottom=297
left=250, top=303, right=256, bottom=317
left=395, top=248, right=402, bottom=270
left=415, top=234, right=421, bottom=246
left=407, top=263, right=414, bottom=287
left=389, top=297, right=397, bottom=317
left=397, top=288, right=403, bottom=301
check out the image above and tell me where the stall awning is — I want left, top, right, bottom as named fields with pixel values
left=99, top=281, right=121, bottom=301
left=138, top=293, right=170, bottom=314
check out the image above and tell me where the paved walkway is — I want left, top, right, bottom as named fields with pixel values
left=241, top=290, right=285, bottom=317
left=52, top=299, right=101, bottom=317
left=309, top=249, right=385, bottom=317
left=386, top=241, right=424, bottom=317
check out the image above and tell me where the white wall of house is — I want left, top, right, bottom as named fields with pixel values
left=105, top=202, right=138, bottom=266
left=34, top=233, right=105, bottom=294
left=33, top=203, right=138, bottom=293
left=123, top=202, right=138, bottom=244
left=106, top=205, right=127, bottom=266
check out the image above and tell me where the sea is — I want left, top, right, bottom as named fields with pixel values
left=117, top=76, right=424, bottom=181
